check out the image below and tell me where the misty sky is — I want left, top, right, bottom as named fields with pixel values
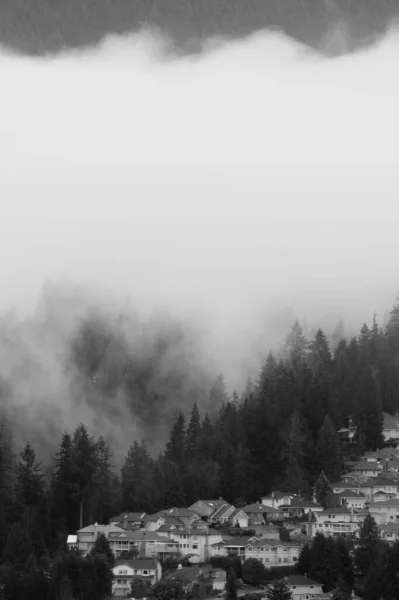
left=1, top=28, right=398, bottom=349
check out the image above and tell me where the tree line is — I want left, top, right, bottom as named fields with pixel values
left=2, top=298, right=399, bottom=597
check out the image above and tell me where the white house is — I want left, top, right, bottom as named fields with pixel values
left=143, top=514, right=167, bottom=531
left=75, top=523, right=124, bottom=556
left=112, top=558, right=162, bottom=597
left=209, top=504, right=236, bottom=524
left=211, top=536, right=259, bottom=559
left=167, top=527, right=223, bottom=562
left=334, top=490, right=367, bottom=510
left=262, top=492, right=296, bottom=509
left=378, top=523, right=399, bottom=543
left=108, top=529, right=180, bottom=559
left=382, top=413, right=399, bottom=441
left=188, top=500, right=225, bottom=518
left=284, top=575, right=324, bottom=600
left=228, top=509, right=249, bottom=529
left=316, top=508, right=360, bottom=537
left=367, top=499, right=399, bottom=524
left=245, top=540, right=302, bottom=567
left=349, top=462, right=383, bottom=478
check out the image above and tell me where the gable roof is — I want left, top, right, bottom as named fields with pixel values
left=319, top=507, right=351, bottom=516
left=109, top=530, right=167, bottom=542
left=114, top=558, right=158, bottom=570
left=211, top=504, right=234, bottom=520
left=289, top=500, right=323, bottom=508
left=350, top=462, right=382, bottom=471
left=335, top=490, right=366, bottom=498
left=243, top=503, right=284, bottom=515
left=368, top=499, right=399, bottom=508
left=261, top=492, right=295, bottom=500
left=223, top=536, right=259, bottom=547
left=383, top=413, right=399, bottom=430
left=286, top=575, right=322, bottom=587
left=163, top=507, right=200, bottom=518
left=229, top=508, right=248, bottom=519
left=110, top=512, right=146, bottom=522
left=77, top=524, right=123, bottom=535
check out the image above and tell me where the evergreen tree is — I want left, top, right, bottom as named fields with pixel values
left=226, top=567, right=237, bottom=600
left=284, top=321, right=309, bottom=372
left=354, top=514, right=380, bottom=580
left=72, top=424, right=98, bottom=528
left=316, top=415, right=342, bottom=481
left=354, top=367, right=384, bottom=451
left=89, top=533, right=114, bottom=567
left=209, top=373, right=229, bottom=409
left=186, top=402, right=201, bottom=457
left=314, top=471, right=332, bottom=507
left=15, top=442, right=45, bottom=530
left=93, top=436, right=115, bottom=524
left=268, top=580, right=293, bottom=600
left=121, top=441, right=154, bottom=512
left=165, top=412, right=186, bottom=467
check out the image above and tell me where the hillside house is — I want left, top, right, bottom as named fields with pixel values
left=383, top=413, right=399, bottom=442
left=167, top=527, right=223, bottom=562
left=228, top=509, right=249, bottom=528
left=67, top=535, right=78, bottom=551
left=334, top=490, right=366, bottom=510
left=75, top=523, right=124, bottom=556
left=109, top=512, right=146, bottom=529
left=378, top=522, right=399, bottom=543
left=211, top=536, right=259, bottom=558
left=284, top=575, right=323, bottom=600
left=283, top=500, right=323, bottom=518
left=381, top=447, right=399, bottom=459
left=372, top=490, right=398, bottom=502
left=243, top=503, right=284, bottom=526
left=162, top=508, right=201, bottom=527
left=112, top=558, right=162, bottom=597
left=367, top=499, right=399, bottom=524
left=143, top=514, right=167, bottom=531
left=209, top=503, right=236, bottom=524
left=189, top=499, right=226, bottom=518
left=261, top=492, right=297, bottom=509
left=316, top=508, right=360, bottom=537
left=349, top=462, right=383, bottom=478
left=245, top=540, right=301, bottom=567
left=166, top=566, right=226, bottom=593
left=108, top=530, right=180, bottom=559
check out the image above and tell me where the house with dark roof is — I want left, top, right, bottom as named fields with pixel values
left=188, top=499, right=226, bottom=518
left=283, top=574, right=323, bottom=599
left=143, top=513, right=167, bottom=531
left=333, top=490, right=366, bottom=510
left=261, top=492, right=298, bottom=509
left=108, top=529, right=180, bottom=560
left=162, top=508, right=202, bottom=526
left=166, top=566, right=226, bottom=592
left=349, top=461, right=383, bottom=478
left=242, top=503, right=284, bottom=526
left=209, top=503, right=236, bottom=524
left=112, top=558, right=162, bottom=597
left=109, top=512, right=146, bottom=527
left=378, top=522, right=399, bottom=543
left=282, top=500, right=323, bottom=518
left=245, top=540, right=302, bottom=567
left=367, top=499, right=399, bottom=524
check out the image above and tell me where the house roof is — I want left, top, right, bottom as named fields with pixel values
left=249, top=540, right=302, bottom=549
left=335, top=490, right=365, bottom=498
left=67, top=535, right=77, bottom=543
left=373, top=478, right=399, bottom=487
left=110, top=512, right=146, bottom=522
left=381, top=447, right=399, bottom=457
left=163, top=508, right=200, bottom=518
left=191, top=499, right=226, bottom=510
left=319, top=507, right=351, bottom=516
left=170, top=527, right=220, bottom=536
left=350, top=462, right=382, bottom=471
left=114, top=558, right=158, bottom=570
left=211, top=504, right=233, bottom=520
left=109, top=530, right=166, bottom=541
left=261, top=492, right=295, bottom=500
left=289, top=500, right=323, bottom=508
left=243, top=503, right=284, bottom=515
left=77, top=524, right=123, bottom=534
left=368, top=499, right=399, bottom=507
left=379, top=523, right=399, bottom=533
left=223, top=536, right=259, bottom=547
left=143, top=513, right=165, bottom=522
left=229, top=509, right=248, bottom=519
left=286, top=575, right=322, bottom=587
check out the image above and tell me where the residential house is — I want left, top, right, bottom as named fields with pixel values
left=245, top=540, right=302, bottom=567
left=166, top=566, right=226, bottom=593
left=387, top=459, right=399, bottom=475
left=283, top=501, right=323, bottom=518
left=109, top=512, right=146, bottom=529
left=228, top=509, right=249, bottom=529
left=363, top=451, right=386, bottom=463
left=188, top=499, right=226, bottom=518
left=383, top=413, right=399, bottom=442
left=334, top=490, right=366, bottom=510
left=367, top=499, right=399, bottom=524
left=211, top=536, right=259, bottom=559
left=378, top=523, right=399, bottom=543
left=284, top=575, right=324, bottom=600
left=372, top=490, right=398, bottom=502
left=381, top=447, right=399, bottom=459
left=349, top=462, right=383, bottom=478
left=167, top=526, right=223, bottom=562
left=261, top=492, right=297, bottom=509
left=66, top=535, right=78, bottom=551
left=315, top=507, right=360, bottom=537
left=112, top=558, right=162, bottom=597
left=143, top=513, right=167, bottom=531
left=162, top=508, right=201, bottom=527
left=243, top=503, right=284, bottom=526
left=75, top=523, right=124, bottom=556
left=209, top=503, right=236, bottom=524
left=108, top=530, right=180, bottom=559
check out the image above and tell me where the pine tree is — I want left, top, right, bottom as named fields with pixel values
left=209, top=373, right=229, bottom=408
left=121, top=441, right=154, bottom=512
left=354, top=367, right=384, bottom=451
left=93, top=436, right=115, bottom=524
left=15, top=442, right=45, bottom=531
left=314, top=471, right=332, bottom=507
left=52, top=432, right=78, bottom=537
left=186, top=403, right=201, bottom=458
left=354, top=514, right=380, bottom=580
left=309, top=329, right=332, bottom=377
left=89, top=532, right=114, bottom=567
left=268, top=580, right=293, bottom=600
left=72, top=424, right=98, bottom=529
left=165, top=412, right=186, bottom=467
left=316, top=415, right=342, bottom=481
left=226, top=567, right=237, bottom=600
left=284, top=321, right=309, bottom=372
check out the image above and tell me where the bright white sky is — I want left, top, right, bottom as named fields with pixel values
left=0, top=28, right=398, bottom=354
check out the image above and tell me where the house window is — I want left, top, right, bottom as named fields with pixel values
left=143, top=571, right=148, bottom=575
left=283, top=559, right=288, bottom=563
left=193, top=544, right=198, bottom=549
left=310, top=586, right=314, bottom=589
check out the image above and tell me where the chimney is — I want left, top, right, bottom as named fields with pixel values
left=124, top=515, right=127, bottom=530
